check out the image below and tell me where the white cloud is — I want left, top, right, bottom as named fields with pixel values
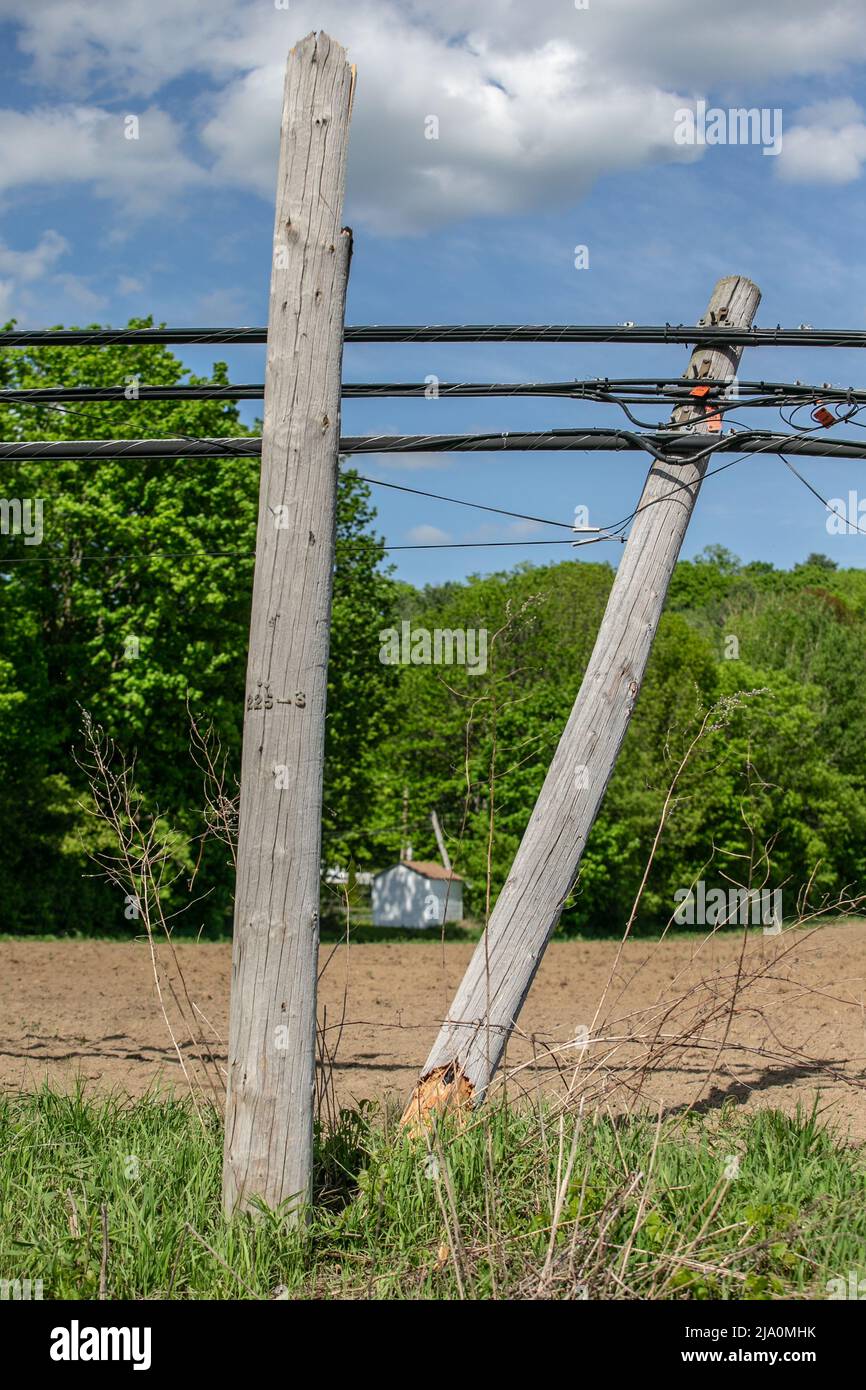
left=406, top=523, right=452, bottom=544
left=0, top=0, right=245, bottom=96
left=5, top=0, right=865, bottom=94
left=410, top=0, right=866, bottom=87
left=0, top=230, right=74, bottom=323
left=199, top=14, right=699, bottom=233
left=777, top=99, right=866, bottom=183
left=0, top=229, right=68, bottom=281
left=0, top=105, right=205, bottom=207
left=2, top=0, right=866, bottom=229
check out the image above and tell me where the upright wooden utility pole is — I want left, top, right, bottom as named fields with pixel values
left=223, top=32, right=355, bottom=1216
left=403, top=275, right=761, bottom=1126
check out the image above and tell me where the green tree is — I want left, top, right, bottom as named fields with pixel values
left=0, top=321, right=394, bottom=934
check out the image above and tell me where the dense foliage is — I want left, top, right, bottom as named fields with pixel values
left=385, top=548, right=866, bottom=932
left=0, top=324, right=393, bottom=935
left=2, top=324, right=865, bottom=934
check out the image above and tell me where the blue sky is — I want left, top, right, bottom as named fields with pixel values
left=2, top=0, right=866, bottom=585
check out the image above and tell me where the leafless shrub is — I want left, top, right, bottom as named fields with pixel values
left=75, top=710, right=226, bottom=1117
left=187, top=703, right=238, bottom=867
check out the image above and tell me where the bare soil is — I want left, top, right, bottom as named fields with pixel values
left=1, top=925, right=864, bottom=1137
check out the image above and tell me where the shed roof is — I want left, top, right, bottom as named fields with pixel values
left=374, top=859, right=463, bottom=882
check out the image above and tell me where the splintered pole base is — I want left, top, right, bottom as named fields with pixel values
left=400, top=1063, right=474, bottom=1137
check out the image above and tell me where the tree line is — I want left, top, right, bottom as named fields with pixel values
left=2, top=325, right=864, bottom=935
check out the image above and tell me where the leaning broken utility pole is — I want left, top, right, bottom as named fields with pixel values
left=402, top=275, right=761, bottom=1126
left=223, top=32, right=355, bottom=1216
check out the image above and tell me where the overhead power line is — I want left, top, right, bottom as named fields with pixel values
left=5, top=429, right=866, bottom=461
left=0, top=536, right=605, bottom=567
left=3, top=324, right=866, bottom=348
left=0, top=434, right=847, bottom=567
left=357, top=474, right=615, bottom=536
left=0, top=384, right=266, bottom=403
left=2, top=377, right=866, bottom=406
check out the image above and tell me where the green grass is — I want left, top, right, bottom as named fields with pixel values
left=1, top=1088, right=864, bottom=1300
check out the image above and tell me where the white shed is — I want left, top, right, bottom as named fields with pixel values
left=371, top=860, right=464, bottom=928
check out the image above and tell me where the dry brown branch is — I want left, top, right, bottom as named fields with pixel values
left=75, top=711, right=226, bottom=1114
